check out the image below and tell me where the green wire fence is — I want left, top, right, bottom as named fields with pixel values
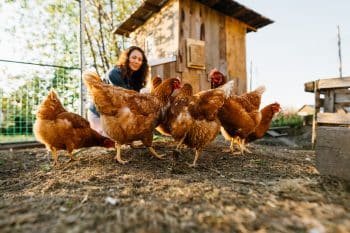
left=0, top=66, right=81, bottom=143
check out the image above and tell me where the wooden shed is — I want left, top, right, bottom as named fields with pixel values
left=114, top=0, right=273, bottom=94
left=304, top=76, right=350, bottom=181
left=298, top=104, right=314, bottom=125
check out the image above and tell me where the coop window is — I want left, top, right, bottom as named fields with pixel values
left=186, top=38, right=205, bottom=69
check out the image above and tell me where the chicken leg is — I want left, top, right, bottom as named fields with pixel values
left=176, top=135, right=186, bottom=150
left=233, top=138, right=252, bottom=155
left=67, top=152, right=79, bottom=162
left=50, top=147, right=59, bottom=166
left=148, top=147, right=165, bottom=159
left=174, top=133, right=187, bottom=154
left=222, top=137, right=239, bottom=154
left=188, top=149, right=202, bottom=167
left=114, top=143, right=129, bottom=164
left=66, top=143, right=79, bottom=162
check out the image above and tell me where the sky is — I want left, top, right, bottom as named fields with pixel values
left=1, top=1, right=349, bottom=110
left=238, top=0, right=350, bottom=109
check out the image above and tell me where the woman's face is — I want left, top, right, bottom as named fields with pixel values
left=128, top=49, right=143, bottom=71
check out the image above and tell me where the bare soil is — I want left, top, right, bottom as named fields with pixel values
left=1, top=128, right=349, bottom=233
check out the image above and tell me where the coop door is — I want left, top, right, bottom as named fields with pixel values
left=186, top=38, right=205, bottom=69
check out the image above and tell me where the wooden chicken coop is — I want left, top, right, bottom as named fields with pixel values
left=304, top=76, right=350, bottom=181
left=114, top=0, right=273, bottom=94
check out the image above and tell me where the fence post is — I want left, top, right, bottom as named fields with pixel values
left=79, top=0, right=86, bottom=116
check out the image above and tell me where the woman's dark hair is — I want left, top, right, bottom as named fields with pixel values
left=117, top=46, right=148, bottom=91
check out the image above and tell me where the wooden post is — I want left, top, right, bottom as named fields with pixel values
left=324, top=90, right=335, bottom=112
left=311, top=80, right=319, bottom=149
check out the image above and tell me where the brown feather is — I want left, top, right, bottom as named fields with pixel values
left=83, top=71, right=180, bottom=147
left=33, top=90, right=113, bottom=165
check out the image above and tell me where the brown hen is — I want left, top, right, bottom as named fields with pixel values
left=33, top=90, right=114, bottom=166
left=159, top=80, right=235, bottom=167
left=219, top=86, right=266, bottom=154
left=209, top=68, right=266, bottom=154
left=247, top=102, right=281, bottom=142
left=83, top=71, right=181, bottom=164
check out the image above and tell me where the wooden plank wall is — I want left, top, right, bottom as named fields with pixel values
left=178, top=0, right=204, bottom=93
left=316, top=88, right=350, bottom=125
left=316, top=126, right=350, bottom=181
left=150, top=61, right=180, bottom=79
left=304, top=76, right=350, bottom=92
left=225, top=17, right=247, bottom=94
left=130, top=0, right=248, bottom=94
left=178, top=0, right=247, bottom=94
left=306, top=78, right=350, bottom=179
left=131, top=0, right=179, bottom=61
left=307, top=78, right=350, bottom=146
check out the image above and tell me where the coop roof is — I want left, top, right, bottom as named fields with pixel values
left=113, top=0, right=273, bottom=36
left=298, top=105, right=315, bottom=116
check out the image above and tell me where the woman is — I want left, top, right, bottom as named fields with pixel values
left=87, top=46, right=149, bottom=135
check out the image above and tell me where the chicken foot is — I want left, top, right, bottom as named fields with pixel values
left=72, top=148, right=89, bottom=157
left=222, top=137, right=239, bottom=154
left=174, top=134, right=187, bottom=155
left=188, top=149, right=202, bottom=167
left=233, top=138, right=252, bottom=155
left=176, top=134, right=187, bottom=150
left=114, top=143, right=129, bottom=164
left=67, top=151, right=80, bottom=162
left=148, top=147, right=165, bottom=159
left=50, top=147, right=59, bottom=167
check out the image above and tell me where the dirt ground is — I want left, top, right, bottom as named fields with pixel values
left=0, top=128, right=349, bottom=233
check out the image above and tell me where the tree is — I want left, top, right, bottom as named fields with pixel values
left=0, top=0, right=141, bottom=136
left=83, top=0, right=140, bottom=75
left=0, top=0, right=141, bottom=75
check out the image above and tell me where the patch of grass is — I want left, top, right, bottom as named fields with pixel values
left=153, top=134, right=172, bottom=142
left=271, top=111, right=303, bottom=128
left=40, top=164, right=52, bottom=172
left=0, top=135, right=36, bottom=142
left=66, top=199, right=75, bottom=209
left=250, top=159, right=267, bottom=165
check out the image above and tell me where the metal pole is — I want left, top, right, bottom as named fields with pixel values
left=249, top=60, right=253, bottom=92
left=79, top=0, right=86, bottom=116
left=337, top=25, right=343, bottom=78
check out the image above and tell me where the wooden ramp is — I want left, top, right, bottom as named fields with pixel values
left=266, top=126, right=298, bottom=147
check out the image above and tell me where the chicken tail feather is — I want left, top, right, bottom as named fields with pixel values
left=83, top=71, right=103, bottom=88
left=219, top=80, right=235, bottom=98
left=254, top=85, right=266, bottom=95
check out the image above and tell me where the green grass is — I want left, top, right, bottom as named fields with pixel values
left=271, top=112, right=304, bottom=128
left=0, top=135, right=36, bottom=143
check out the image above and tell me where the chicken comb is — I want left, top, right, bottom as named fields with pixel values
left=209, top=68, right=220, bottom=77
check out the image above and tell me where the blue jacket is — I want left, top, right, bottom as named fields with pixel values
left=107, top=66, right=132, bottom=89
left=88, top=67, right=132, bottom=116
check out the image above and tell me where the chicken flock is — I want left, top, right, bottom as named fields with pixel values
left=34, top=70, right=280, bottom=167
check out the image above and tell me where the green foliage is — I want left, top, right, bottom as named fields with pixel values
left=0, top=0, right=141, bottom=141
left=0, top=0, right=80, bottom=68
left=83, top=0, right=141, bottom=74
left=1, top=0, right=141, bottom=74
left=271, top=112, right=304, bottom=128
left=0, top=69, right=81, bottom=137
